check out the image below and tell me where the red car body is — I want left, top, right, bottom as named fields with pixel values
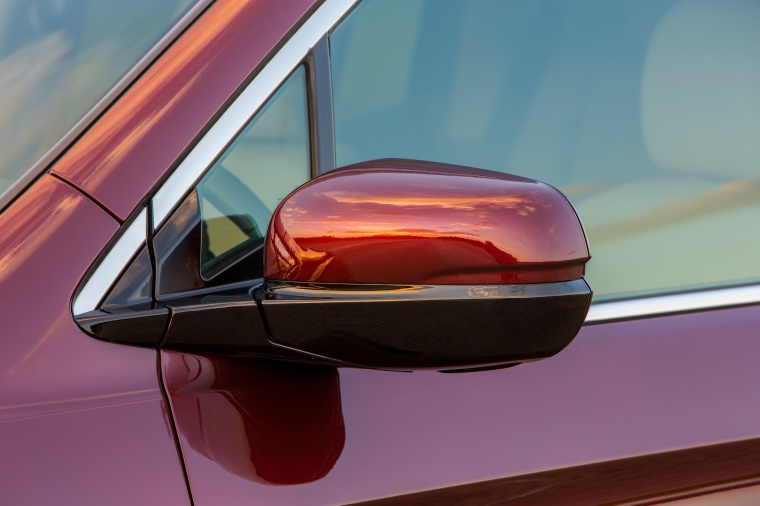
left=2, top=0, right=759, bottom=504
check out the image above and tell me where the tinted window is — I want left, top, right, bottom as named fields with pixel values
left=331, top=0, right=760, bottom=300
left=197, top=66, right=311, bottom=280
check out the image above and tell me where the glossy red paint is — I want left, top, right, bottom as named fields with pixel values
left=52, top=0, right=318, bottom=221
left=0, top=176, right=189, bottom=505
left=162, top=352, right=345, bottom=498
left=265, top=159, right=589, bottom=285
left=163, top=305, right=760, bottom=505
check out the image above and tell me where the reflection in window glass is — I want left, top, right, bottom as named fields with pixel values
left=197, top=66, right=310, bottom=279
left=331, top=0, right=760, bottom=301
left=0, top=0, right=199, bottom=197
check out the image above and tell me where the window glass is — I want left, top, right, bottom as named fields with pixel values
left=197, top=66, right=310, bottom=280
left=330, top=0, right=760, bottom=301
left=0, top=0, right=200, bottom=197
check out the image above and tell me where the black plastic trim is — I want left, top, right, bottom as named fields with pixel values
left=308, top=34, right=337, bottom=176
left=161, top=290, right=268, bottom=352
left=257, top=279, right=592, bottom=370
left=77, top=306, right=169, bottom=346
left=146, top=282, right=349, bottom=367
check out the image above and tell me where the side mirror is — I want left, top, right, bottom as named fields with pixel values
left=79, top=159, right=591, bottom=372
left=257, top=159, right=591, bottom=370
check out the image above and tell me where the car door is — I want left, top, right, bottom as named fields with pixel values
left=48, top=0, right=760, bottom=504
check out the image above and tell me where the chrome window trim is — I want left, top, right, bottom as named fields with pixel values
left=72, top=210, right=147, bottom=316
left=585, top=284, right=760, bottom=324
left=71, top=0, right=358, bottom=319
left=151, top=0, right=360, bottom=230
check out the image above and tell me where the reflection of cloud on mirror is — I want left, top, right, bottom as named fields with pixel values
left=320, top=190, right=541, bottom=215
left=164, top=353, right=345, bottom=486
left=265, top=161, right=589, bottom=284
left=278, top=180, right=548, bottom=246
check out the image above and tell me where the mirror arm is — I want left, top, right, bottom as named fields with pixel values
left=76, top=305, right=169, bottom=346
left=158, top=287, right=352, bottom=366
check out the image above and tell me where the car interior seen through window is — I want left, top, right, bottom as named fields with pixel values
left=330, top=0, right=760, bottom=302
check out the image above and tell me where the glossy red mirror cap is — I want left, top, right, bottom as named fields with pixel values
left=264, top=159, right=589, bottom=285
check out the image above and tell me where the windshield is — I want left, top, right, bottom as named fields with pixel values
left=0, top=0, right=200, bottom=198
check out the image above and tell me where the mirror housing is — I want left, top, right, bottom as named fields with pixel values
left=257, top=159, right=591, bottom=370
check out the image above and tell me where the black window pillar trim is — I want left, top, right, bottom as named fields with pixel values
left=307, top=34, right=336, bottom=176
